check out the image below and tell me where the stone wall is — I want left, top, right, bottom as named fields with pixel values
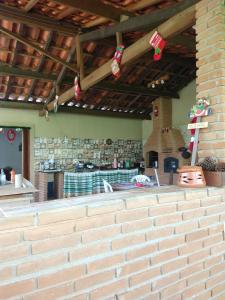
left=0, top=186, right=225, bottom=299
left=34, top=137, right=143, bottom=171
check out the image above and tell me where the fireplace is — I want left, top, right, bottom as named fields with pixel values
left=144, top=97, right=189, bottom=184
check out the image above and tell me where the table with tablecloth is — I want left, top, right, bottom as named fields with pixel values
left=63, top=168, right=138, bottom=197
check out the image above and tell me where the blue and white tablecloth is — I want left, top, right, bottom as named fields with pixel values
left=64, top=169, right=138, bottom=197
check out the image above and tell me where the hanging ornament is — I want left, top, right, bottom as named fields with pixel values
left=74, top=75, right=81, bottom=101
left=53, top=95, right=59, bottom=113
left=111, top=44, right=125, bottom=78
left=6, top=129, right=16, bottom=144
left=149, top=31, right=166, bottom=61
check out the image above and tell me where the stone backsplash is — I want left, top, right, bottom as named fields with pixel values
left=34, top=137, right=143, bottom=171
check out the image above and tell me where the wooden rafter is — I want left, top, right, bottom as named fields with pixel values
left=76, top=34, right=84, bottom=80
left=0, top=100, right=150, bottom=119
left=54, top=0, right=133, bottom=22
left=0, top=3, right=78, bottom=36
left=47, top=4, right=198, bottom=111
left=23, top=0, right=39, bottom=12
left=81, top=0, right=199, bottom=42
left=0, top=25, right=78, bottom=73
left=84, top=0, right=163, bottom=28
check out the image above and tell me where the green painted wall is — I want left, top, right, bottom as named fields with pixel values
left=0, top=109, right=142, bottom=139
left=142, top=80, right=196, bottom=144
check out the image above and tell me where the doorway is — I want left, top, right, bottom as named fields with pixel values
left=0, top=127, right=30, bottom=180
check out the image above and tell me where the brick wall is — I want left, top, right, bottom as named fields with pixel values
left=196, top=0, right=225, bottom=160
left=0, top=187, right=225, bottom=299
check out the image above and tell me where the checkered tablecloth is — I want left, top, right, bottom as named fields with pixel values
left=63, top=169, right=138, bottom=198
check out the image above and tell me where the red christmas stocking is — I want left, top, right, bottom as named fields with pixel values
left=74, top=76, right=81, bottom=101
left=149, top=31, right=166, bottom=61
left=111, top=44, right=125, bottom=78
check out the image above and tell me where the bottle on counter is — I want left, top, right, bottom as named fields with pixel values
left=113, top=157, right=118, bottom=169
left=0, top=169, right=6, bottom=185
left=10, top=169, right=15, bottom=183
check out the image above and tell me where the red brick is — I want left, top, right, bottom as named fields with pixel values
left=212, top=282, right=225, bottom=297
left=211, top=242, right=225, bottom=255
left=82, top=225, right=121, bottom=243
left=0, top=244, right=30, bottom=262
left=206, top=271, right=225, bottom=288
left=130, top=266, right=160, bottom=287
left=0, top=231, right=21, bottom=247
left=111, top=233, right=145, bottom=250
left=210, top=262, right=225, bottom=276
left=90, top=279, right=128, bottom=300
left=203, top=233, right=223, bottom=248
left=159, top=236, right=185, bottom=251
left=76, top=214, right=115, bottom=231
left=70, top=241, right=110, bottom=261
left=185, top=190, right=207, bottom=200
left=88, top=200, right=124, bottom=216
left=38, top=207, right=86, bottom=225
left=204, top=254, right=223, bottom=269
left=180, top=262, right=204, bottom=279
left=120, top=284, right=151, bottom=300
left=177, top=200, right=200, bottom=211
left=122, top=218, right=153, bottom=233
left=88, top=254, right=125, bottom=273
left=187, top=270, right=209, bottom=286
left=75, top=270, right=115, bottom=291
left=23, top=282, right=74, bottom=300
left=160, top=280, right=186, bottom=299
left=17, top=252, right=68, bottom=275
left=38, top=264, right=86, bottom=288
left=125, top=195, right=157, bottom=209
left=162, top=257, right=187, bottom=274
left=194, top=291, right=212, bottom=300
left=175, top=220, right=198, bottom=234
left=157, top=191, right=185, bottom=203
left=0, top=279, right=36, bottom=299
left=151, top=249, right=178, bottom=265
left=116, top=208, right=148, bottom=223
left=0, top=214, right=35, bottom=231
left=119, top=258, right=149, bottom=277
left=188, top=248, right=211, bottom=264
left=149, top=204, right=177, bottom=216
left=24, top=221, right=76, bottom=241
left=182, top=282, right=206, bottom=299
left=185, top=229, right=208, bottom=242
left=126, top=243, right=158, bottom=260
left=199, top=215, right=220, bottom=227
left=0, top=266, right=14, bottom=281
left=146, top=226, right=174, bottom=241
left=152, top=273, right=179, bottom=291
left=182, top=208, right=205, bottom=220
left=32, top=233, right=81, bottom=254
left=154, top=213, right=182, bottom=226
left=179, top=240, right=203, bottom=256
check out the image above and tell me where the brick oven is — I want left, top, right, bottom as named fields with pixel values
left=144, top=97, right=189, bottom=184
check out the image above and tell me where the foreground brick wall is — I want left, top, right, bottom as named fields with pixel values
left=196, top=0, right=225, bottom=160
left=0, top=187, right=225, bottom=299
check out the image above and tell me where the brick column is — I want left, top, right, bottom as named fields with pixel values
left=196, top=0, right=225, bottom=160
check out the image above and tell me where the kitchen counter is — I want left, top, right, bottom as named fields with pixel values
left=0, top=181, right=37, bottom=208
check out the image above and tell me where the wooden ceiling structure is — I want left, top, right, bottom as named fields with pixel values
left=0, top=0, right=199, bottom=119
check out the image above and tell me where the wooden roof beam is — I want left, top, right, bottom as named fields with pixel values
left=81, top=0, right=199, bottom=42
left=0, top=25, right=78, bottom=73
left=84, top=0, right=163, bottom=28
left=0, top=3, right=78, bottom=36
left=23, top=0, right=39, bottom=12
left=54, top=0, right=134, bottom=22
left=47, top=3, right=199, bottom=111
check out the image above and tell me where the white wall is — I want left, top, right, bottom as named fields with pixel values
left=0, top=128, right=22, bottom=173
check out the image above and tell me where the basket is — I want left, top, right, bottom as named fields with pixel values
left=177, top=166, right=206, bottom=188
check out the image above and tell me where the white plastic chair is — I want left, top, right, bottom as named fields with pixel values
left=103, top=179, right=113, bottom=193
left=131, top=174, right=151, bottom=184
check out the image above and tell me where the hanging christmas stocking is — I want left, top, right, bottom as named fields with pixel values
left=74, top=75, right=81, bottom=101
left=149, top=31, right=166, bottom=61
left=111, top=44, right=125, bottom=78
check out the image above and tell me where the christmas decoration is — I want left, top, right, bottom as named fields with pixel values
left=74, top=76, right=81, bottom=100
left=149, top=31, right=166, bottom=61
left=188, top=116, right=197, bottom=152
left=6, top=129, right=16, bottom=143
left=111, top=44, right=125, bottom=78
left=189, top=97, right=211, bottom=118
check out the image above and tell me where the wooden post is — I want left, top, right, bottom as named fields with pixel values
left=75, top=34, right=84, bottom=80
left=191, top=116, right=201, bottom=166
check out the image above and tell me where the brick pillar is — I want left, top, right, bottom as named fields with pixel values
left=54, top=172, right=64, bottom=199
left=34, top=172, right=48, bottom=202
left=196, top=0, right=225, bottom=161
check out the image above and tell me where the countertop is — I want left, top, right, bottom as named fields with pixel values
left=0, top=182, right=37, bottom=197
